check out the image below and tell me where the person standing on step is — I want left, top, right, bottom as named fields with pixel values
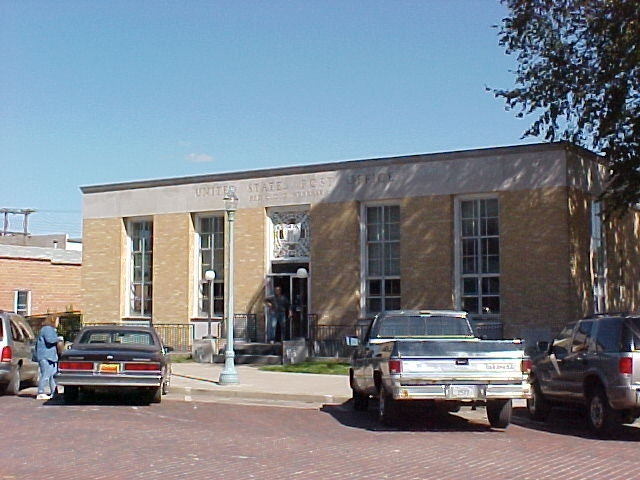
left=265, top=285, right=292, bottom=343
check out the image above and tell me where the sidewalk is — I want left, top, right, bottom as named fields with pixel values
left=169, top=362, right=353, bottom=405
left=169, top=362, right=528, bottom=409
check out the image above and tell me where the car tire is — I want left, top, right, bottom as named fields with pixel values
left=487, top=399, right=512, bottom=429
left=64, top=386, right=79, bottom=404
left=587, top=387, right=617, bottom=435
left=352, top=390, right=369, bottom=411
left=527, top=380, right=551, bottom=421
left=151, top=386, right=162, bottom=404
left=5, top=366, right=21, bottom=396
left=378, top=387, right=397, bottom=425
left=26, top=368, right=40, bottom=388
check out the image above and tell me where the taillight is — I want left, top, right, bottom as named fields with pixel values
left=521, top=358, right=532, bottom=374
left=619, top=357, right=633, bottom=375
left=388, top=360, right=402, bottom=374
left=59, top=361, right=94, bottom=371
left=124, top=362, right=161, bottom=372
left=1, top=346, right=11, bottom=363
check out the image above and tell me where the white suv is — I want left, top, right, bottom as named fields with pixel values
left=0, top=311, right=39, bottom=395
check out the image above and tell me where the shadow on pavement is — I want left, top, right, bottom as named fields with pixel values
left=36, top=390, right=159, bottom=407
left=321, top=400, right=497, bottom=433
left=511, top=406, right=640, bottom=441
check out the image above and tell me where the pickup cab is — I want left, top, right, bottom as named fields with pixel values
left=527, top=313, right=640, bottom=435
left=348, top=310, right=531, bottom=428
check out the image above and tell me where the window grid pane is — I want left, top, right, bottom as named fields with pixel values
left=129, top=220, right=153, bottom=316
left=199, top=215, right=225, bottom=316
left=366, top=205, right=401, bottom=314
left=459, top=199, right=500, bottom=314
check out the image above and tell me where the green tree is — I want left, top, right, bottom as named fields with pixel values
left=493, top=0, right=640, bottom=216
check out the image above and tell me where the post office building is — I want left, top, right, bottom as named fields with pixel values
left=80, top=142, right=640, bottom=348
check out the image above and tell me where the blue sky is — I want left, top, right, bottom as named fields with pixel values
left=1, top=1, right=534, bottom=239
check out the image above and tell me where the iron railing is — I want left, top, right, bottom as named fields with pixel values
left=309, top=319, right=367, bottom=358
left=221, top=313, right=258, bottom=343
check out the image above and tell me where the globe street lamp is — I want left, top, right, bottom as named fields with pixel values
left=204, top=270, right=215, bottom=338
left=219, top=186, right=239, bottom=385
left=296, top=268, right=308, bottom=338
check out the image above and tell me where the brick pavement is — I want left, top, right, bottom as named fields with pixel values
left=4, top=363, right=640, bottom=479
left=2, top=391, right=640, bottom=480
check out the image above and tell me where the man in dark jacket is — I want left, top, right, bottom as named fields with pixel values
left=265, top=286, right=291, bottom=342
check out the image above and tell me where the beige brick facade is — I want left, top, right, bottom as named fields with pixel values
left=310, top=201, right=361, bottom=324
left=234, top=207, right=268, bottom=315
left=152, top=213, right=193, bottom=324
left=605, top=210, right=640, bottom=313
left=401, top=195, right=454, bottom=310
left=79, top=143, right=640, bottom=343
left=500, top=187, right=575, bottom=337
left=81, top=217, right=125, bottom=323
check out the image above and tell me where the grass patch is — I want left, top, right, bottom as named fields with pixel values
left=258, top=360, right=350, bottom=375
left=168, top=353, right=193, bottom=363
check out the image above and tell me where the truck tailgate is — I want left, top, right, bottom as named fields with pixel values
left=394, top=339, right=527, bottom=383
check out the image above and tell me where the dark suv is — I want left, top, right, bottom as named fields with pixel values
left=0, top=311, right=39, bottom=395
left=527, top=313, right=640, bottom=435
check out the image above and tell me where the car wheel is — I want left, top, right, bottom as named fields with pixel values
left=5, top=366, right=21, bottom=396
left=151, top=386, right=162, bottom=404
left=26, top=367, right=40, bottom=388
left=527, top=380, right=551, bottom=421
left=64, top=386, right=79, bottom=404
left=352, top=390, right=369, bottom=411
left=486, top=399, right=513, bottom=429
left=587, top=387, right=617, bottom=435
left=378, top=386, right=397, bottom=425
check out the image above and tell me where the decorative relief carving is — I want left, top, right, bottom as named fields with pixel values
left=270, top=211, right=310, bottom=260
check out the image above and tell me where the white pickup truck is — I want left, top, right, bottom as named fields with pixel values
left=348, top=310, right=531, bottom=428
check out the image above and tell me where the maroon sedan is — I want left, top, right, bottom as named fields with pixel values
left=55, top=325, right=171, bottom=404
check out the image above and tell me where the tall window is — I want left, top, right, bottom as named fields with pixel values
left=129, top=219, right=153, bottom=317
left=365, top=205, right=401, bottom=314
left=198, top=215, right=225, bottom=316
left=459, top=198, right=500, bottom=314
left=14, top=290, right=30, bottom=316
left=590, top=200, right=606, bottom=313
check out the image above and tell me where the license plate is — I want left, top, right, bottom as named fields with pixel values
left=99, top=363, right=120, bottom=374
left=449, top=385, right=477, bottom=399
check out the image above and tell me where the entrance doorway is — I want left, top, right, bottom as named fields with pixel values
left=266, top=263, right=309, bottom=342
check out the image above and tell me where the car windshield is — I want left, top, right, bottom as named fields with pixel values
left=79, top=330, right=155, bottom=346
left=375, top=315, right=473, bottom=337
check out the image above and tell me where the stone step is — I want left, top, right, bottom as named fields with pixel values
left=213, top=354, right=282, bottom=365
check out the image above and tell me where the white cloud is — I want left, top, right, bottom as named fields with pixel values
left=186, top=153, right=214, bottom=163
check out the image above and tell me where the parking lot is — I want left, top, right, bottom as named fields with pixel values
left=1, top=387, right=639, bottom=479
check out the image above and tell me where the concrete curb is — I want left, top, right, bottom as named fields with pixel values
left=171, top=372, right=352, bottom=405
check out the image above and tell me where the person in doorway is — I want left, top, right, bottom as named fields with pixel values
left=35, top=315, right=61, bottom=400
left=265, top=285, right=292, bottom=343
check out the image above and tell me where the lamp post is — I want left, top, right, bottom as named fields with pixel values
left=204, top=270, right=215, bottom=338
left=219, top=186, right=239, bottom=385
left=296, top=268, right=308, bottom=338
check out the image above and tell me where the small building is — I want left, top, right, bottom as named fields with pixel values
left=79, top=142, right=640, bottom=347
left=0, top=242, right=82, bottom=317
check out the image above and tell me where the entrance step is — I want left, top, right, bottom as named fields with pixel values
left=214, top=342, right=283, bottom=365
